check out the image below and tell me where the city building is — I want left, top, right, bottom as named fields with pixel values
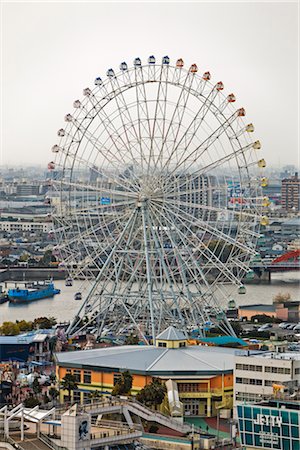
left=0, top=220, right=53, bottom=234
left=55, top=326, right=235, bottom=418
left=0, top=332, right=52, bottom=362
left=281, top=172, right=300, bottom=212
left=234, top=351, right=300, bottom=406
left=237, top=399, right=300, bottom=450
left=281, top=216, right=300, bottom=236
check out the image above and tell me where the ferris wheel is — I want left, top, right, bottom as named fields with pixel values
left=50, top=55, right=269, bottom=342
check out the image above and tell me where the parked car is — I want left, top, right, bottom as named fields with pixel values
left=278, top=322, right=289, bottom=329
left=258, top=323, right=272, bottom=332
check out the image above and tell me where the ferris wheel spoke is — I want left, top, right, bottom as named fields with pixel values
left=153, top=71, right=194, bottom=172
left=67, top=208, right=138, bottom=334
left=168, top=109, right=244, bottom=177
left=147, top=210, right=189, bottom=332
left=159, top=197, right=259, bottom=220
left=148, top=203, right=213, bottom=326
left=54, top=148, right=140, bottom=195
left=134, top=67, right=153, bottom=157
left=156, top=200, right=244, bottom=284
left=148, top=65, right=170, bottom=172
left=164, top=199, right=255, bottom=256
left=161, top=83, right=220, bottom=173
left=108, top=75, right=149, bottom=172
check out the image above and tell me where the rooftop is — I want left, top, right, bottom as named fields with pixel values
left=55, top=344, right=238, bottom=375
left=239, top=304, right=276, bottom=312
left=156, top=326, right=186, bottom=341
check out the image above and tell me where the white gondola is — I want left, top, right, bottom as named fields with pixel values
left=65, top=278, right=73, bottom=287
left=94, top=77, right=103, bottom=86
left=73, top=100, right=82, bottom=108
left=148, top=55, right=156, bottom=64
left=51, top=145, right=60, bottom=153
left=162, top=55, right=170, bottom=65
left=106, top=68, right=115, bottom=78
left=57, top=129, right=65, bottom=137
left=83, top=87, right=92, bottom=96
left=134, top=57, right=142, bottom=67
left=120, top=62, right=128, bottom=71
left=64, top=114, right=73, bottom=122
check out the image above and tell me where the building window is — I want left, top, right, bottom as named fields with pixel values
left=73, top=369, right=81, bottom=383
left=83, top=370, right=91, bottom=384
left=265, top=366, right=291, bottom=374
left=236, top=363, right=262, bottom=372
left=158, top=342, right=167, bottom=347
left=73, top=391, right=81, bottom=403
left=178, top=383, right=202, bottom=393
left=183, top=399, right=199, bottom=416
left=83, top=392, right=90, bottom=404
left=236, top=377, right=262, bottom=385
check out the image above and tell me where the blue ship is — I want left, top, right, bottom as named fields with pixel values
left=8, top=281, right=60, bottom=304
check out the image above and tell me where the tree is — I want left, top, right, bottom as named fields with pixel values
left=89, top=390, right=102, bottom=404
left=273, top=292, right=291, bottom=303
left=33, top=317, right=57, bottom=329
left=61, top=373, right=78, bottom=401
left=23, top=396, right=40, bottom=408
left=32, top=377, right=42, bottom=396
left=0, top=321, right=20, bottom=336
left=112, top=371, right=133, bottom=396
left=125, top=334, right=139, bottom=345
left=17, top=320, right=33, bottom=332
left=43, top=393, right=50, bottom=404
left=49, top=387, right=59, bottom=405
left=136, top=378, right=166, bottom=409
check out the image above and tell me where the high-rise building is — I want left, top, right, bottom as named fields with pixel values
left=281, top=172, right=300, bottom=212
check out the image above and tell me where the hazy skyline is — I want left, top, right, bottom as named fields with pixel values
left=1, top=1, right=299, bottom=168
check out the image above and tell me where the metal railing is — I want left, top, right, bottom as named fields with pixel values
left=39, top=432, right=68, bottom=450
left=0, top=433, right=26, bottom=450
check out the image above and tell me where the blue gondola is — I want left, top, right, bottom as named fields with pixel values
left=162, top=56, right=170, bottom=65
left=74, top=292, right=82, bottom=301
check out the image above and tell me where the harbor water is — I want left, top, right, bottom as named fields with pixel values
left=0, top=272, right=299, bottom=325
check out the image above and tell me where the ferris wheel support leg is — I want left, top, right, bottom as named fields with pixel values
left=141, top=204, right=156, bottom=344
left=67, top=208, right=138, bottom=337
left=147, top=211, right=188, bottom=337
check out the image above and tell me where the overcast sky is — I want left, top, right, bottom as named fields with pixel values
left=1, top=1, right=299, bottom=168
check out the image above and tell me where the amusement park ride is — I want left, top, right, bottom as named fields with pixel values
left=49, top=56, right=269, bottom=343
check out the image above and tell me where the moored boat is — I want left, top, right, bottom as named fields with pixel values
left=8, top=281, right=60, bottom=304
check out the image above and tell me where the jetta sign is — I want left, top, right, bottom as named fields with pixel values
left=254, top=414, right=283, bottom=427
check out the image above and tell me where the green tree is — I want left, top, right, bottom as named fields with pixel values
left=125, top=334, right=139, bottom=345
left=17, top=320, right=33, bottom=332
left=33, top=316, right=57, bottom=329
left=61, top=373, right=78, bottom=401
left=32, top=377, right=42, bottom=396
left=0, top=321, right=20, bottom=336
left=136, top=378, right=166, bottom=409
left=43, top=393, right=50, bottom=404
left=112, top=371, right=133, bottom=396
left=23, top=396, right=40, bottom=408
left=49, top=387, right=59, bottom=405
left=89, top=390, right=102, bottom=404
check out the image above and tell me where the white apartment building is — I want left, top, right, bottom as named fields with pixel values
left=0, top=221, right=53, bottom=233
left=234, top=352, right=300, bottom=409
